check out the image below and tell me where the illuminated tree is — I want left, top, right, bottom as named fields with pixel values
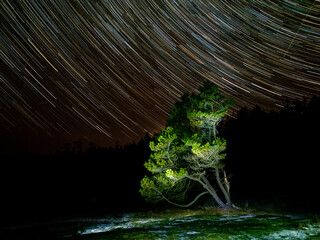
left=140, top=81, right=234, bottom=209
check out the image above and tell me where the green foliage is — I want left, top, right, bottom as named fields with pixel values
left=140, top=81, right=233, bottom=205
left=139, top=176, right=156, bottom=201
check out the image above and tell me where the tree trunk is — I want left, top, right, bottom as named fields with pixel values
left=223, top=170, right=230, bottom=194
left=215, top=168, right=232, bottom=207
left=201, top=175, right=227, bottom=208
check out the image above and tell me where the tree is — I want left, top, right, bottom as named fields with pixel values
left=140, top=81, right=235, bottom=209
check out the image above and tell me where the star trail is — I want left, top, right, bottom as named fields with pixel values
left=0, top=0, right=319, bottom=154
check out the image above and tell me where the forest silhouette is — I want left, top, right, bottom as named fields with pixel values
left=1, top=96, right=320, bottom=225
left=222, top=96, right=320, bottom=209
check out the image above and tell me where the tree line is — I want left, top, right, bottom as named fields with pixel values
left=2, top=94, right=320, bottom=225
left=221, top=96, right=320, bottom=210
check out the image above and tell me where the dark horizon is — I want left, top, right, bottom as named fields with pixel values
left=0, top=129, right=141, bottom=155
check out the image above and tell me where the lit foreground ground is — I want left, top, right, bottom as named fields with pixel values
left=3, top=209, right=320, bottom=239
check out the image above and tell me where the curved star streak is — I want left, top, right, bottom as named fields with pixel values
left=0, top=0, right=319, bottom=153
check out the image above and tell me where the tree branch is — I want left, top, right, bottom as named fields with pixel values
left=154, top=188, right=209, bottom=208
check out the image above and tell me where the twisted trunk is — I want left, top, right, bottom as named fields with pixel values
left=201, top=175, right=227, bottom=208
left=223, top=170, right=230, bottom=193
left=215, top=168, right=232, bottom=207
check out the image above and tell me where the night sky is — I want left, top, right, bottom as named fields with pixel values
left=0, top=0, right=319, bottom=154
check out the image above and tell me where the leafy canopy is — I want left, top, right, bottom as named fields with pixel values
left=140, top=81, right=233, bottom=205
